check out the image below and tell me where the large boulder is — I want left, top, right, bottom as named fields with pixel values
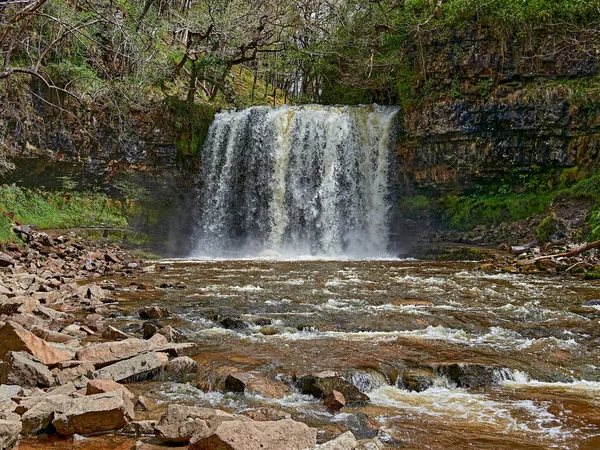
left=155, top=405, right=247, bottom=444
left=188, top=419, right=317, bottom=450
left=139, top=306, right=170, bottom=320
left=164, top=356, right=198, bottom=381
left=0, top=321, right=72, bottom=365
left=434, top=362, right=504, bottom=388
left=52, top=390, right=134, bottom=435
left=55, top=361, right=94, bottom=386
left=21, top=394, right=74, bottom=436
left=313, top=431, right=384, bottom=450
left=296, top=372, right=370, bottom=406
left=75, top=338, right=154, bottom=367
left=86, top=379, right=135, bottom=403
left=92, top=352, right=165, bottom=383
left=224, top=372, right=292, bottom=399
left=0, top=419, right=21, bottom=449
left=0, top=351, right=55, bottom=388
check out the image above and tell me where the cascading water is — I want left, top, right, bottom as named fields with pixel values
left=193, top=104, right=399, bottom=258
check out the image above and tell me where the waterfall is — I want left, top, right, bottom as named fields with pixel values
left=193, top=104, right=399, bottom=258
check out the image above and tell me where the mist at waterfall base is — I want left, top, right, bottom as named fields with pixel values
left=192, top=105, right=400, bottom=259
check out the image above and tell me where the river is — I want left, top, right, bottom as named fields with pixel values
left=87, top=257, right=600, bottom=450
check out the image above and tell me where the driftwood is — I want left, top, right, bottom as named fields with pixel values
left=534, top=240, right=600, bottom=261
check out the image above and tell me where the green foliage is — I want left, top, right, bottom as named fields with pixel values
left=536, top=215, right=558, bottom=243
left=396, top=195, right=431, bottom=216
left=0, top=185, right=127, bottom=243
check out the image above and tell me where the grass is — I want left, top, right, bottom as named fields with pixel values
left=438, top=167, right=600, bottom=239
left=0, top=185, right=128, bottom=244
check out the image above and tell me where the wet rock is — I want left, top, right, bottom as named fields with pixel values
left=401, top=368, right=436, bottom=392
left=0, top=321, right=72, bottom=366
left=142, top=321, right=161, bottom=340
left=75, top=338, right=154, bottom=367
left=156, top=325, right=184, bottom=343
left=324, top=390, right=345, bottom=412
left=0, top=351, right=55, bottom=387
left=152, top=342, right=201, bottom=358
left=164, top=356, right=198, bottom=380
left=0, top=419, right=21, bottom=449
left=224, top=372, right=292, bottom=399
left=102, top=325, right=132, bottom=341
left=220, top=317, right=248, bottom=330
left=92, top=352, right=165, bottom=383
left=434, top=362, right=504, bottom=388
left=296, top=371, right=370, bottom=406
left=342, top=368, right=390, bottom=393
left=583, top=300, right=600, bottom=307
left=314, top=431, right=358, bottom=450
left=259, top=326, right=279, bottom=335
left=188, top=419, right=317, bottom=450
left=52, top=390, right=135, bottom=435
left=344, top=413, right=380, bottom=440
left=155, top=405, right=247, bottom=444
left=253, top=318, right=272, bottom=326
left=139, top=306, right=170, bottom=320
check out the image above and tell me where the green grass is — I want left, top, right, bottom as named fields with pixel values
left=0, top=185, right=128, bottom=244
left=439, top=168, right=600, bottom=239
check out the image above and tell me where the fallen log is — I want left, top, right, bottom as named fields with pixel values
left=534, top=240, right=600, bottom=261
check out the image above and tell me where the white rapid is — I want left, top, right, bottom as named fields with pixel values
left=193, top=104, right=399, bottom=258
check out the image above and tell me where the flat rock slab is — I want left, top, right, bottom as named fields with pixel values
left=52, top=390, right=134, bottom=435
left=155, top=405, right=248, bottom=444
left=0, top=321, right=72, bottom=366
left=92, top=352, right=165, bottom=383
left=76, top=338, right=154, bottom=367
left=188, top=419, right=317, bottom=450
left=0, top=351, right=55, bottom=388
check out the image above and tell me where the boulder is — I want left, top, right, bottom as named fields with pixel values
left=0, top=253, right=17, bottom=268
left=21, top=394, right=74, bottom=435
left=434, top=362, right=504, bottom=388
left=86, top=379, right=135, bottom=403
left=122, top=420, right=156, bottom=437
left=32, top=327, right=78, bottom=345
left=52, top=390, right=134, bottom=435
left=92, top=352, right=165, bottom=383
left=55, top=361, right=94, bottom=386
left=155, top=405, right=247, bottom=444
left=401, top=368, right=436, bottom=392
left=0, top=386, right=21, bottom=402
left=102, top=325, right=132, bottom=341
left=139, top=307, right=170, bottom=320
left=324, top=390, right=345, bottom=412
left=0, top=419, right=21, bottom=449
left=164, top=356, right=198, bottom=380
left=0, top=321, right=72, bottom=366
left=0, top=351, right=55, bottom=387
left=157, top=325, right=184, bottom=343
left=142, top=321, right=161, bottom=340
left=220, top=318, right=248, bottom=330
left=224, top=372, right=292, bottom=399
left=0, top=299, right=22, bottom=316
left=314, top=431, right=358, bottom=450
left=153, top=342, right=201, bottom=358
left=75, top=338, right=154, bottom=367
left=296, top=372, right=369, bottom=406
left=188, top=419, right=317, bottom=450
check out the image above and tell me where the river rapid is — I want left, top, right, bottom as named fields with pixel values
left=95, top=258, right=600, bottom=450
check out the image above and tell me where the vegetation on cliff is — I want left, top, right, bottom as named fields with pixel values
left=0, top=0, right=599, bottom=244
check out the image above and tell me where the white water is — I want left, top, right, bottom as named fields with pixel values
left=193, top=105, right=399, bottom=258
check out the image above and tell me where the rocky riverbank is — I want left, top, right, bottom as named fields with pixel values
left=0, top=228, right=387, bottom=450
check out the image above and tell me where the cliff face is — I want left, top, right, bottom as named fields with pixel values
left=395, top=24, right=600, bottom=192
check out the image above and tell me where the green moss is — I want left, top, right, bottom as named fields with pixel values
left=536, top=215, right=558, bottom=243
left=0, top=185, right=128, bottom=243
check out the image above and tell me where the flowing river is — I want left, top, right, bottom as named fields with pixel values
left=101, top=258, right=600, bottom=450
